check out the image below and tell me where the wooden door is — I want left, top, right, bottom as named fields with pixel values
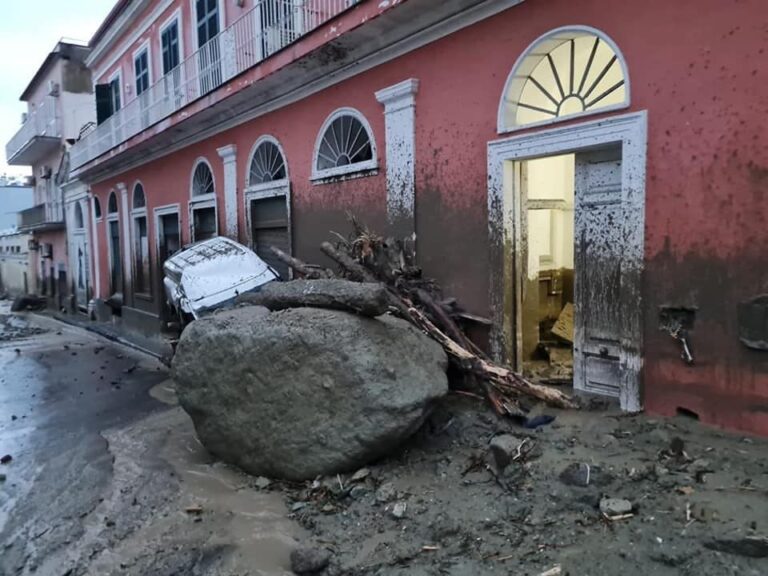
left=573, top=147, right=624, bottom=397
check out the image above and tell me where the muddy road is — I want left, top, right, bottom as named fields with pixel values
left=0, top=308, right=302, bottom=576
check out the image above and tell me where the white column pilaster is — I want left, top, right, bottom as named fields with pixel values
left=117, top=182, right=132, bottom=296
left=375, top=78, right=419, bottom=237
left=217, top=144, right=239, bottom=240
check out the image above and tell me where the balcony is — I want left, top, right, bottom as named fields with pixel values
left=71, top=0, right=355, bottom=170
left=18, top=203, right=65, bottom=233
left=6, top=97, right=62, bottom=166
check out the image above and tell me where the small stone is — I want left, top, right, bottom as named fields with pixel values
left=0, top=454, right=12, bottom=465
left=559, top=463, right=612, bottom=487
left=350, top=468, right=370, bottom=482
left=11, top=415, right=17, bottom=421
left=391, top=501, right=407, bottom=519
left=349, top=485, right=368, bottom=499
left=375, top=482, right=397, bottom=503
left=254, top=476, right=272, bottom=490
left=654, top=464, right=669, bottom=477
left=291, top=502, right=308, bottom=512
left=0, top=473, right=6, bottom=482
left=290, top=546, right=331, bottom=574
left=599, top=497, right=633, bottom=516
left=489, top=434, right=519, bottom=471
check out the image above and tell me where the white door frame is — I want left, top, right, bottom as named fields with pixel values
left=486, top=111, right=647, bottom=411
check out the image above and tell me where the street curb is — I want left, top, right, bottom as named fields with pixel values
left=41, top=312, right=168, bottom=362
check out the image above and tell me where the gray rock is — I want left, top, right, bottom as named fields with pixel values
left=254, top=476, right=271, bottom=489
left=599, top=497, right=633, bottom=516
left=173, top=307, right=448, bottom=480
left=559, top=463, right=612, bottom=487
left=235, top=279, right=390, bottom=317
left=391, top=501, right=407, bottom=519
left=376, top=482, right=397, bottom=503
left=290, top=546, right=331, bottom=574
left=489, top=434, right=519, bottom=471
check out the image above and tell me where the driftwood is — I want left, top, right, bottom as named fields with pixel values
left=268, top=219, right=577, bottom=413
left=270, top=246, right=333, bottom=279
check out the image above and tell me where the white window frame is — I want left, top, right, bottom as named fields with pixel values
left=107, top=69, right=123, bottom=112
left=106, top=191, right=121, bottom=294
left=131, top=181, right=152, bottom=297
left=154, top=203, right=182, bottom=258
left=311, top=107, right=378, bottom=182
left=189, top=157, right=218, bottom=242
left=159, top=8, right=185, bottom=72
left=245, top=134, right=289, bottom=193
left=190, top=0, right=226, bottom=51
left=132, top=40, right=153, bottom=98
left=497, top=25, right=631, bottom=134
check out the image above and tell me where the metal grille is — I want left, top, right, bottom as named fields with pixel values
left=317, top=114, right=372, bottom=171
left=249, top=141, right=286, bottom=185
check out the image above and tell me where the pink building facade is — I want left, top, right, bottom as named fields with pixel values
left=70, top=0, right=768, bottom=435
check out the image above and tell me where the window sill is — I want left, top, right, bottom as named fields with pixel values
left=134, top=292, right=153, bottom=302
left=311, top=167, right=379, bottom=186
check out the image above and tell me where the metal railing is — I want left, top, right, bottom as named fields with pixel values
left=71, top=0, right=355, bottom=170
left=18, top=201, right=65, bottom=231
left=5, top=96, right=61, bottom=164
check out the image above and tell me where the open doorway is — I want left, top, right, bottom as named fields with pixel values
left=520, top=154, right=575, bottom=385
left=488, top=112, right=646, bottom=411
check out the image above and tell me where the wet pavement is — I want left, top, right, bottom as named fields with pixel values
left=0, top=305, right=303, bottom=576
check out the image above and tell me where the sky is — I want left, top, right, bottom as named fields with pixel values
left=0, top=0, right=115, bottom=179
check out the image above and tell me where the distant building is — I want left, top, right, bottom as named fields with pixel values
left=0, top=184, right=33, bottom=230
left=0, top=228, right=32, bottom=296
left=4, top=40, right=94, bottom=307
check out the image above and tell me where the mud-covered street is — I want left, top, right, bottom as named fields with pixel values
left=0, top=306, right=767, bottom=576
left=0, top=307, right=302, bottom=576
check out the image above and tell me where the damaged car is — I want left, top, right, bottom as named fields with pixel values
left=163, top=236, right=278, bottom=326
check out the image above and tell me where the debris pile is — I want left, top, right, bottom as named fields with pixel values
left=269, top=217, right=576, bottom=417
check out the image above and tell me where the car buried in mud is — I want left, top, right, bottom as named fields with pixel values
left=163, top=236, right=279, bottom=326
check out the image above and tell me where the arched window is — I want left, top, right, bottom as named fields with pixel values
left=74, top=202, right=84, bottom=229
left=93, top=196, right=102, bottom=220
left=191, top=161, right=215, bottom=197
left=189, top=159, right=217, bottom=242
left=108, top=191, right=118, bottom=214
left=133, top=183, right=146, bottom=209
left=313, top=108, right=377, bottom=180
left=132, top=183, right=151, bottom=295
left=498, top=27, right=629, bottom=132
left=248, top=137, right=287, bottom=187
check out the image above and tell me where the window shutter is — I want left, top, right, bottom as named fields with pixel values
left=95, top=84, right=113, bottom=125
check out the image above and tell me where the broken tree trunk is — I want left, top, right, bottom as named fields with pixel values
left=402, top=301, right=577, bottom=409
left=269, top=246, right=333, bottom=279
left=235, top=279, right=391, bottom=317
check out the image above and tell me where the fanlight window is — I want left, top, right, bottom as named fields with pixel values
left=249, top=140, right=286, bottom=186
left=500, top=29, right=629, bottom=131
left=315, top=112, right=375, bottom=176
left=133, top=183, right=146, bottom=209
left=108, top=192, right=118, bottom=214
left=192, top=162, right=214, bottom=197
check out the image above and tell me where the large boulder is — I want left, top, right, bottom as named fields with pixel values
left=172, top=306, right=448, bottom=480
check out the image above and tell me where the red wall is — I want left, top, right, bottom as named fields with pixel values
left=89, top=0, right=768, bottom=434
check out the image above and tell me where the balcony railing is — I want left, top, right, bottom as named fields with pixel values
left=6, top=96, right=61, bottom=165
left=71, top=0, right=355, bottom=170
left=17, top=202, right=65, bottom=232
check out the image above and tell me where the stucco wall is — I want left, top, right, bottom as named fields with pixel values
left=88, top=0, right=768, bottom=434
